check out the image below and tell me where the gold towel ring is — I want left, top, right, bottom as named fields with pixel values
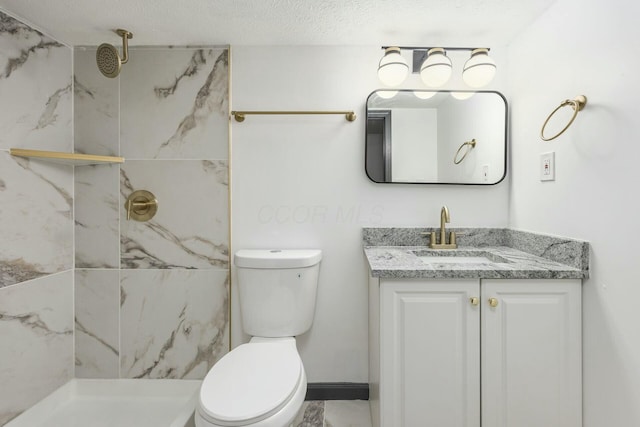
left=540, top=95, right=587, bottom=141
left=454, top=139, right=477, bottom=164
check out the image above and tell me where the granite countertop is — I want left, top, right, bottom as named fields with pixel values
left=363, top=228, right=589, bottom=280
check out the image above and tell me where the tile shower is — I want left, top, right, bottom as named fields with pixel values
left=0, top=10, right=230, bottom=424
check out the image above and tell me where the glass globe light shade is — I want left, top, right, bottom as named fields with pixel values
left=377, top=47, right=409, bottom=87
left=376, top=90, right=398, bottom=99
left=413, top=90, right=437, bottom=100
left=451, top=91, right=475, bottom=100
left=420, top=48, right=452, bottom=88
left=463, top=48, right=496, bottom=88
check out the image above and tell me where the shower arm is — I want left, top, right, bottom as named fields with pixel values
left=116, top=29, right=133, bottom=64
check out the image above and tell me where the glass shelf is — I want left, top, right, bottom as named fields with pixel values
left=9, top=148, right=124, bottom=166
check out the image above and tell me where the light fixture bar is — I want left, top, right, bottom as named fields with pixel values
left=380, top=46, right=490, bottom=52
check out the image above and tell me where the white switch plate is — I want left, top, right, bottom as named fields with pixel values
left=482, top=164, right=489, bottom=182
left=540, top=152, right=555, bottom=181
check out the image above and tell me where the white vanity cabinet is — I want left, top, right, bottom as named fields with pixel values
left=369, top=277, right=582, bottom=427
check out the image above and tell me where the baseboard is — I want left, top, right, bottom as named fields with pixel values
left=305, top=382, right=369, bottom=401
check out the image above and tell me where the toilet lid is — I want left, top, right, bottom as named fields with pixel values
left=199, top=341, right=302, bottom=425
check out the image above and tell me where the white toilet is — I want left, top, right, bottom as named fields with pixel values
left=195, top=249, right=322, bottom=427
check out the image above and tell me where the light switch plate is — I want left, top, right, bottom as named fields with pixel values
left=482, top=164, right=489, bottom=182
left=540, top=152, right=555, bottom=181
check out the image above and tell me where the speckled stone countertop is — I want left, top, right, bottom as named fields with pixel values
left=364, top=228, right=589, bottom=280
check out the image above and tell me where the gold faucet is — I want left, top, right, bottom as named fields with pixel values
left=429, top=206, right=458, bottom=249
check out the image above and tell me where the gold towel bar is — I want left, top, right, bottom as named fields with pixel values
left=540, top=95, right=587, bottom=141
left=231, top=110, right=357, bottom=123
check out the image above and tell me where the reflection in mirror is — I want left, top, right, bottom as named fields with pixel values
left=365, top=90, right=507, bottom=185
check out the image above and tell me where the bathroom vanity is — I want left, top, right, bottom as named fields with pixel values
left=364, top=228, right=589, bottom=427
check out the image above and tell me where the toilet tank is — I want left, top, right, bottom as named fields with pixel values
left=235, top=249, right=322, bottom=338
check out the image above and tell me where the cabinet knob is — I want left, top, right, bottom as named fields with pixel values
left=488, top=297, right=499, bottom=308
left=469, top=297, right=479, bottom=306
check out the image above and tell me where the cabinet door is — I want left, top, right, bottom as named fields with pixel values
left=481, top=279, right=582, bottom=427
left=381, top=280, right=480, bottom=427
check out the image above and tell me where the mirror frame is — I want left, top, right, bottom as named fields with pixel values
left=365, top=89, right=508, bottom=185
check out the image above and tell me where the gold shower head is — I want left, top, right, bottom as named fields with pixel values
left=96, top=29, right=133, bottom=78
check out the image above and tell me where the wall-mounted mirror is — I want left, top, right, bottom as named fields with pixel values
left=365, top=90, right=507, bottom=185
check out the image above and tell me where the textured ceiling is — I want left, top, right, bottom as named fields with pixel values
left=0, top=0, right=556, bottom=47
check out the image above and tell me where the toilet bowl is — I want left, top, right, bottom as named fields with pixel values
left=196, top=338, right=306, bottom=427
left=195, top=249, right=322, bottom=427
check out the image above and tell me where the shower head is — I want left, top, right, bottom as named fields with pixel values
left=96, top=29, right=133, bottom=78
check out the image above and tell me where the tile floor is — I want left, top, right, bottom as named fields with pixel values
left=292, top=400, right=372, bottom=427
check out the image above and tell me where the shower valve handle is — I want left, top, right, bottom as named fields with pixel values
left=125, top=190, right=158, bottom=221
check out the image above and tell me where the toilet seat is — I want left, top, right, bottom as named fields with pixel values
left=198, top=339, right=303, bottom=426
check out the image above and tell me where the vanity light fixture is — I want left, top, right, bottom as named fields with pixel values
left=413, top=90, right=437, bottom=99
left=420, top=48, right=453, bottom=87
left=376, top=90, right=398, bottom=99
left=377, top=47, right=409, bottom=87
left=462, top=48, right=496, bottom=88
left=451, top=91, right=475, bottom=100
left=378, top=46, right=496, bottom=89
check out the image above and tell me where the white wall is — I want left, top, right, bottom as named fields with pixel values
left=231, top=46, right=509, bottom=382
left=507, top=0, right=640, bottom=424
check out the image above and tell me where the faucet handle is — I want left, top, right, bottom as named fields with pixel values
left=449, top=231, right=457, bottom=246
left=428, top=231, right=437, bottom=248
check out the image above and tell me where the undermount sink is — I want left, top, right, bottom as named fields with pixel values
left=412, top=250, right=511, bottom=265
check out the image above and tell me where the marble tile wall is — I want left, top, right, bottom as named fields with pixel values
left=0, top=10, right=74, bottom=424
left=0, top=11, right=230, bottom=421
left=0, top=11, right=73, bottom=287
left=73, top=46, right=230, bottom=380
left=120, top=48, right=229, bottom=160
left=120, top=269, right=229, bottom=379
left=120, top=160, right=228, bottom=270
left=74, top=165, right=120, bottom=268
left=74, top=269, right=120, bottom=378
left=73, top=48, right=121, bottom=270
left=0, top=272, right=74, bottom=426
